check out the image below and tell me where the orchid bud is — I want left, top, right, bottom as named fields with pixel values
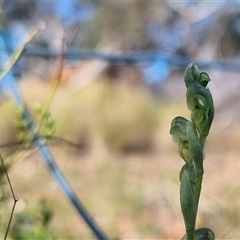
left=199, top=72, right=211, bottom=87
left=170, top=116, right=189, bottom=144
left=184, top=63, right=211, bottom=88
left=184, top=63, right=200, bottom=88
left=178, top=141, right=191, bottom=164
left=186, top=82, right=214, bottom=137
left=170, top=117, right=195, bottom=164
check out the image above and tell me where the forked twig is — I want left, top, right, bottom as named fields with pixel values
left=0, top=154, right=18, bottom=240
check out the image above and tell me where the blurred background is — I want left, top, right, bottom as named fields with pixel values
left=0, top=1, right=240, bottom=239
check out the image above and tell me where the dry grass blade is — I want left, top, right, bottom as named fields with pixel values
left=0, top=154, right=18, bottom=240
left=0, top=27, right=39, bottom=82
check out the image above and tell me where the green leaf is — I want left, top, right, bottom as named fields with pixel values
left=180, top=167, right=197, bottom=239
left=179, top=163, right=196, bottom=189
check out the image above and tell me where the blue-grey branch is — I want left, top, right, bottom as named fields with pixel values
left=20, top=47, right=240, bottom=72
left=0, top=32, right=109, bottom=240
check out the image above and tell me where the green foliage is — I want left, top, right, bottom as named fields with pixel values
left=56, top=81, right=160, bottom=153
left=14, top=104, right=56, bottom=143
left=33, top=104, right=56, bottom=139
left=96, top=83, right=159, bottom=152
left=170, top=63, right=215, bottom=240
left=9, top=198, right=57, bottom=240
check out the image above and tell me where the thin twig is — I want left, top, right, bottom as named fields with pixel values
left=0, top=154, right=18, bottom=240
left=48, top=136, right=86, bottom=150
left=0, top=135, right=86, bottom=151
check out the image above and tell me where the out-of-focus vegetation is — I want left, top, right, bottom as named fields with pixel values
left=0, top=1, right=240, bottom=239
left=56, top=81, right=160, bottom=153
left=9, top=198, right=56, bottom=240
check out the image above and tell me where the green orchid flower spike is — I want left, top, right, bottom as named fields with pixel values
left=170, top=63, right=215, bottom=240
left=184, top=64, right=214, bottom=147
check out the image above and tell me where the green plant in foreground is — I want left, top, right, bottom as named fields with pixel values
left=170, top=63, right=215, bottom=240
left=14, top=104, right=56, bottom=144
left=9, top=198, right=56, bottom=240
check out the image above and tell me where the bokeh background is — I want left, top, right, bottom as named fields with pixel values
left=0, top=1, right=240, bottom=239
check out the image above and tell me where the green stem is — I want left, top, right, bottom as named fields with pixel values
left=194, top=134, right=205, bottom=205
left=186, top=228, right=195, bottom=240
left=200, top=135, right=206, bottom=150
